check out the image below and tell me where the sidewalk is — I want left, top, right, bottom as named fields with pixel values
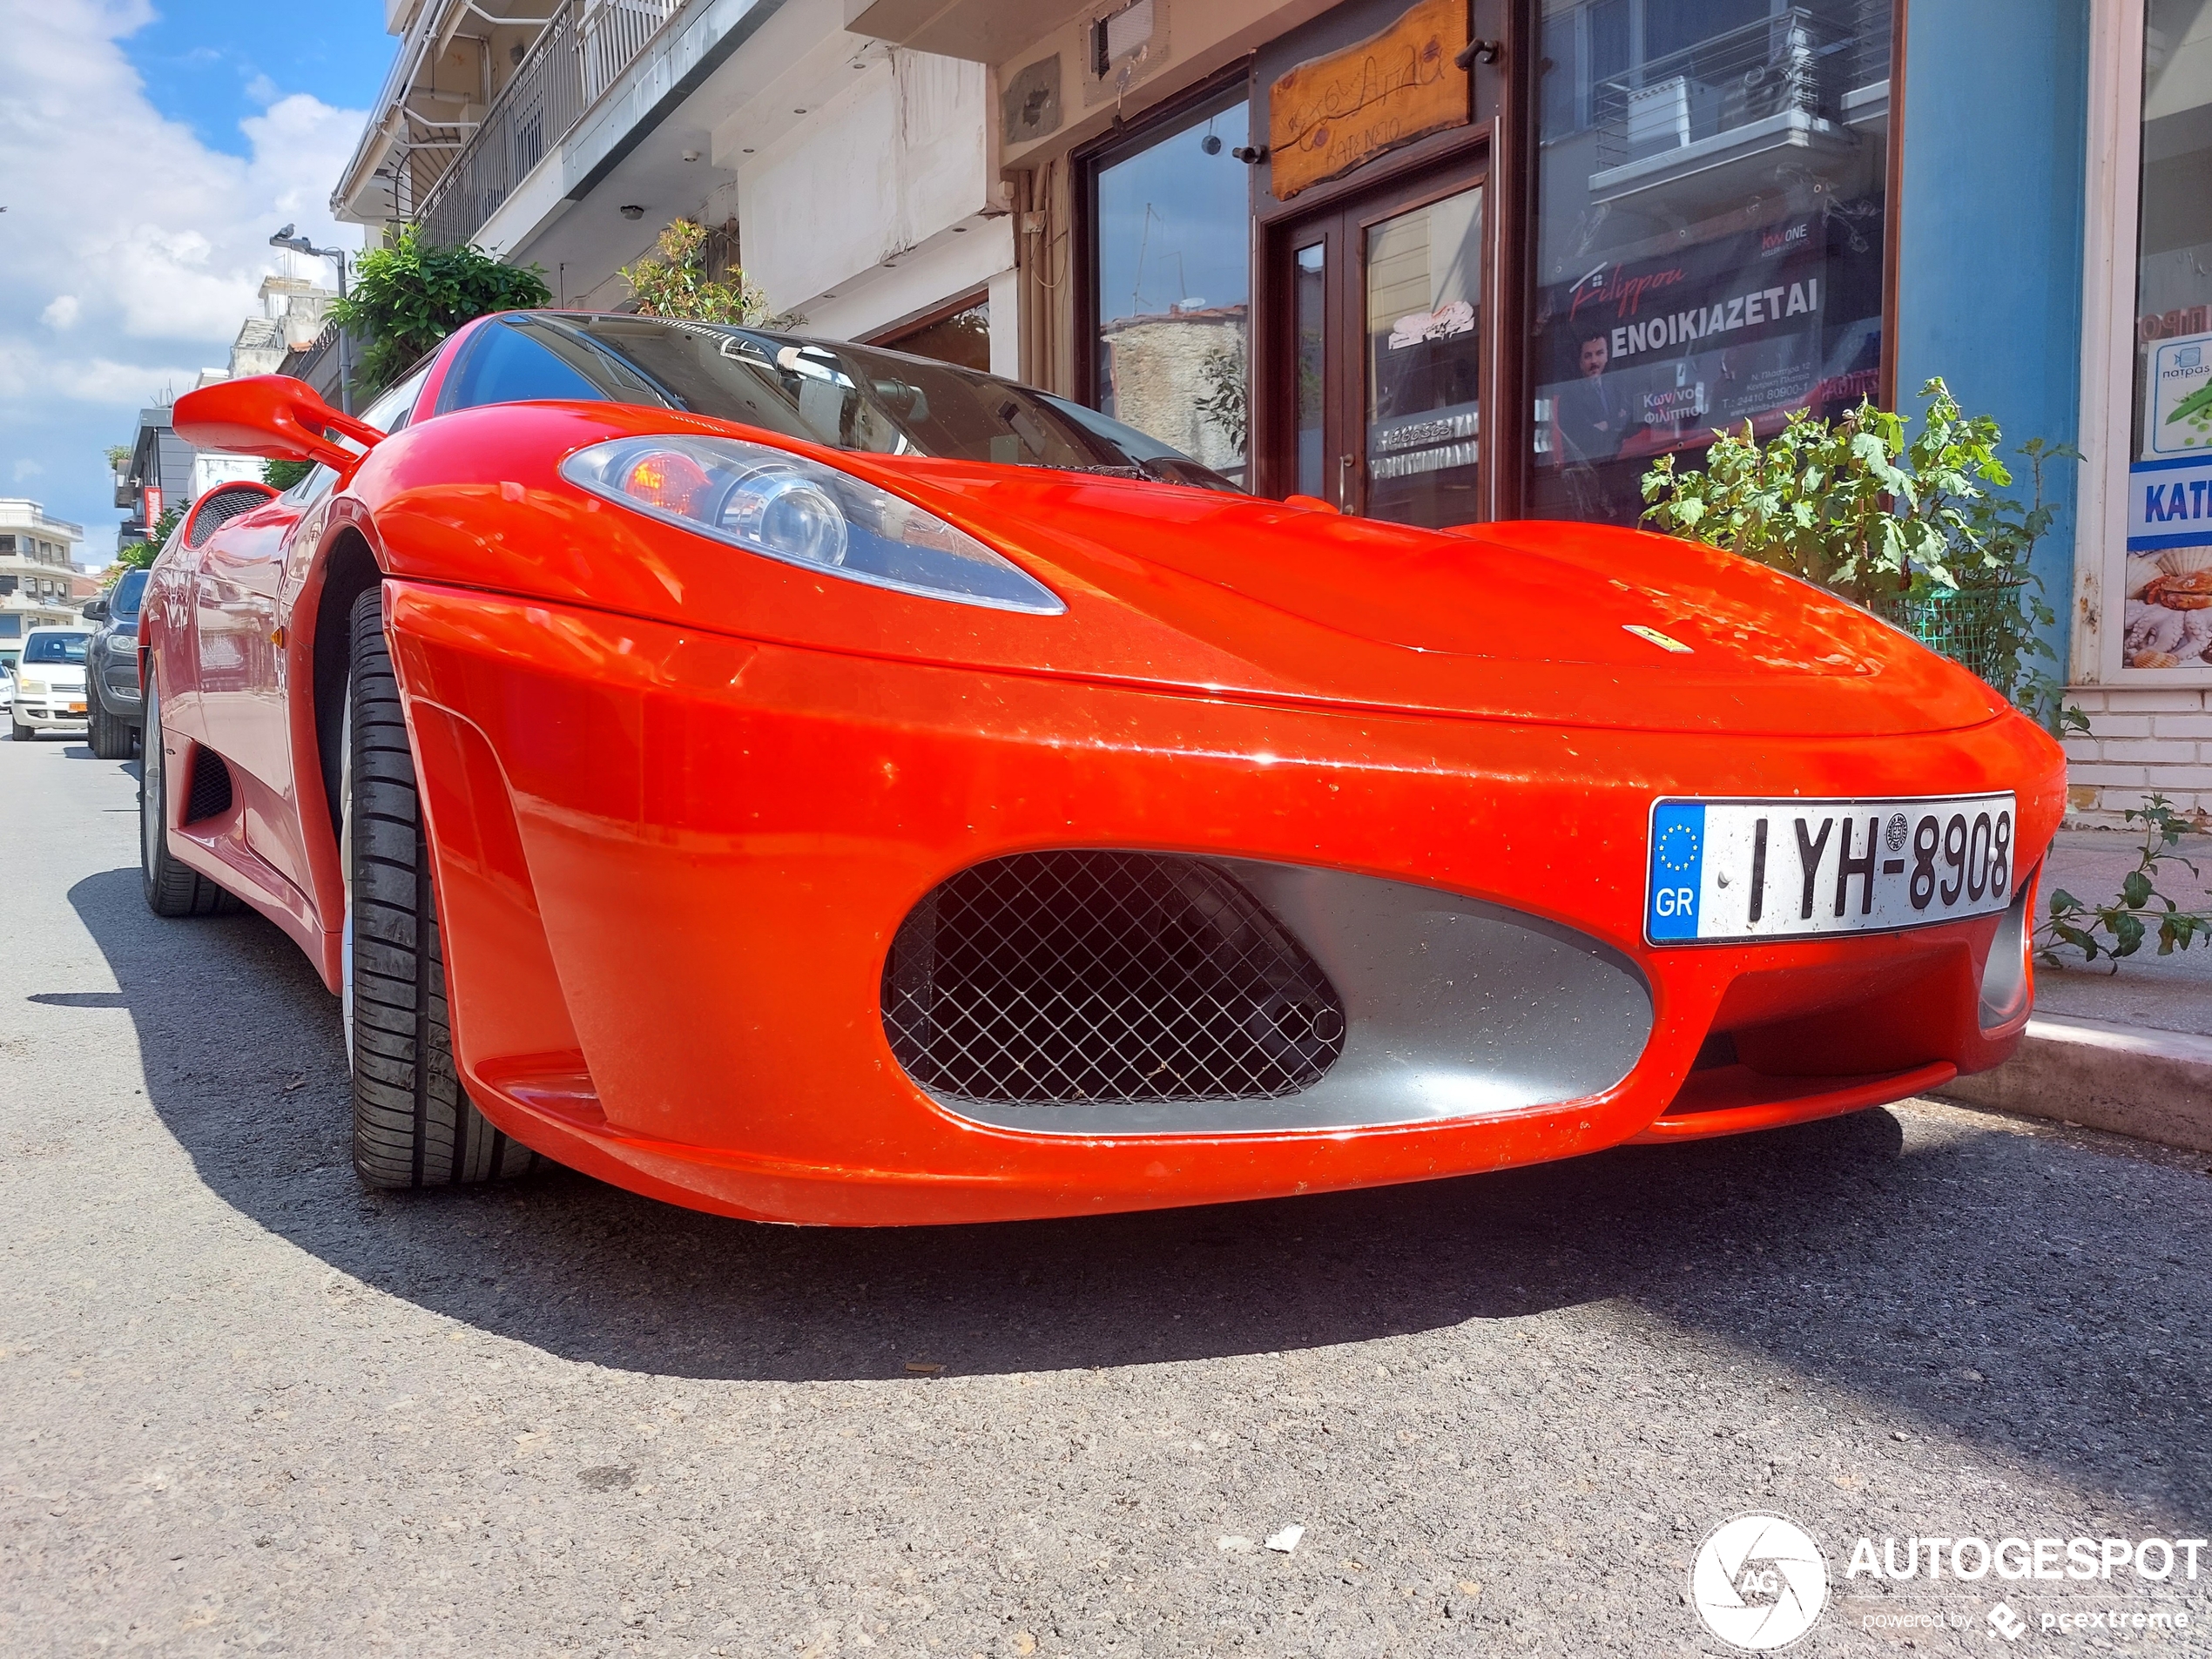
left=1936, top=828, right=2212, bottom=1152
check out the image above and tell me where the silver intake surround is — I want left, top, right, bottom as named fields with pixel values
left=932, top=858, right=1655, bottom=1136
left=1977, top=871, right=2034, bottom=1029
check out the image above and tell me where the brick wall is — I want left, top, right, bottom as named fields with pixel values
left=2061, top=685, right=2212, bottom=829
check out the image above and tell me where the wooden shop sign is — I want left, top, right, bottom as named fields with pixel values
left=1267, top=0, right=1472, bottom=200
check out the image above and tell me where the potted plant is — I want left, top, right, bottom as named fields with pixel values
left=1639, top=378, right=2078, bottom=729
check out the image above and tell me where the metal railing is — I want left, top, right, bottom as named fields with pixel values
left=1590, top=4, right=1890, bottom=172
left=416, top=0, right=684, bottom=249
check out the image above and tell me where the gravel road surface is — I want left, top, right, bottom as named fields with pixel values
left=2, top=733, right=2207, bottom=1656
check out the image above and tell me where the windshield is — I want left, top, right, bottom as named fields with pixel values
left=24, top=633, right=90, bottom=665
left=438, top=313, right=1240, bottom=491
left=111, top=568, right=150, bottom=618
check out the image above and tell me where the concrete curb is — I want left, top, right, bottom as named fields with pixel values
left=1937, top=1015, right=2212, bottom=1155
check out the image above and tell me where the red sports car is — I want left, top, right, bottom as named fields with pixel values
left=149, top=311, right=2063, bottom=1226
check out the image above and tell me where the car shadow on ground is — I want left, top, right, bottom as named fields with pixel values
left=62, top=866, right=2211, bottom=1514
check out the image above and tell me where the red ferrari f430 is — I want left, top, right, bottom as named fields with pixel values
left=146, top=312, right=2064, bottom=1225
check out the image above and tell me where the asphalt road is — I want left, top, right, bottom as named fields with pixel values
left=2, top=731, right=2208, bottom=1657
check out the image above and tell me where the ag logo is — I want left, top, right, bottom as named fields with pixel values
left=1689, top=1513, right=1829, bottom=1650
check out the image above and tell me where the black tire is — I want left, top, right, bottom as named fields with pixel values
left=90, top=698, right=131, bottom=759
left=344, top=588, right=539, bottom=1188
left=140, top=673, right=241, bottom=918
left=9, top=717, right=27, bottom=742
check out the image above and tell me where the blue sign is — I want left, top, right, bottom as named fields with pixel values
left=2128, top=455, right=2212, bottom=554
left=1646, top=801, right=1705, bottom=942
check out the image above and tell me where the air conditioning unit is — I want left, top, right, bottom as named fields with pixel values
left=1626, top=76, right=1720, bottom=157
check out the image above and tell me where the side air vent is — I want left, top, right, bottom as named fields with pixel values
left=882, top=851, right=1345, bottom=1108
left=185, top=483, right=273, bottom=548
left=185, top=748, right=234, bottom=823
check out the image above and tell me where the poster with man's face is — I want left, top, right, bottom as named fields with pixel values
left=1534, top=206, right=1884, bottom=473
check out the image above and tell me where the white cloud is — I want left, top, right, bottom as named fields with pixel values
left=13, top=459, right=47, bottom=481
left=0, top=0, right=368, bottom=539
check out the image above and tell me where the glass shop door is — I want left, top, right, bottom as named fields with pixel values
left=1271, top=160, right=1488, bottom=527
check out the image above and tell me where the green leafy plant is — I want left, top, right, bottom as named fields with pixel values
left=618, top=219, right=793, bottom=327
left=109, top=504, right=183, bottom=577
left=2039, top=796, right=2212, bottom=964
left=1195, top=339, right=1248, bottom=460
left=329, top=226, right=550, bottom=395
left=262, top=458, right=316, bottom=491
left=1640, top=378, right=2079, bottom=726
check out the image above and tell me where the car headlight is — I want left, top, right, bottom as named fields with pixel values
left=561, top=435, right=1065, bottom=616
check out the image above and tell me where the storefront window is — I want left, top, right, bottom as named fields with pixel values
left=1090, top=91, right=1252, bottom=483
left=1527, top=0, right=1894, bottom=524
left=2122, top=0, right=2212, bottom=668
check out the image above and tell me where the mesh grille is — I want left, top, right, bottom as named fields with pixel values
left=882, top=852, right=1345, bottom=1107
left=185, top=748, right=233, bottom=823
left=185, top=483, right=270, bottom=548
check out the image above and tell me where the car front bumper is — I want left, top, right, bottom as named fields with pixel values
left=386, top=581, right=2068, bottom=1226
left=13, top=697, right=90, bottom=732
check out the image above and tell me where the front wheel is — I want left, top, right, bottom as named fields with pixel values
left=343, top=588, right=539, bottom=1188
left=90, top=698, right=131, bottom=759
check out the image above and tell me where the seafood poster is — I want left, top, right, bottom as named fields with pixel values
left=2121, top=455, right=2212, bottom=671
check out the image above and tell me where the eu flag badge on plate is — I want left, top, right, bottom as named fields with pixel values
left=1646, top=801, right=1705, bottom=942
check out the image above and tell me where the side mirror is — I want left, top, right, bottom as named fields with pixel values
left=84, top=597, right=109, bottom=622
left=172, top=375, right=384, bottom=472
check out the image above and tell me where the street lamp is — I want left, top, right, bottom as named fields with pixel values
left=268, top=224, right=354, bottom=415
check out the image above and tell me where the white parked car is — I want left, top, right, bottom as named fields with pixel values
left=10, top=627, right=94, bottom=740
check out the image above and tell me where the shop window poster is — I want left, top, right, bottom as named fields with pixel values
left=1534, top=206, right=1884, bottom=475
left=2122, top=329, right=2212, bottom=672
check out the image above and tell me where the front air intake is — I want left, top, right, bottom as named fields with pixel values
left=185, top=482, right=272, bottom=548
left=184, top=748, right=233, bottom=823
left=882, top=851, right=1345, bottom=1108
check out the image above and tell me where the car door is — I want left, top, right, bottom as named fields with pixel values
left=198, top=366, right=430, bottom=893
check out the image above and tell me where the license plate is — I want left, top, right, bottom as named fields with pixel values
left=67, top=701, right=86, bottom=713
left=1645, top=792, right=2018, bottom=944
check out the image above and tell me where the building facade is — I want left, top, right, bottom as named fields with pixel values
left=327, top=0, right=2212, bottom=826
left=0, top=501, right=88, bottom=671
left=112, top=403, right=264, bottom=554
left=2065, top=0, right=2212, bottom=822
left=333, top=0, right=1019, bottom=373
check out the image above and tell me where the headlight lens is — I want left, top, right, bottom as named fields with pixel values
left=561, top=435, right=1064, bottom=615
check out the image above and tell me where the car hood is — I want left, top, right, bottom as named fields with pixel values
left=368, top=406, right=2010, bottom=742
left=887, top=465, right=2007, bottom=739
left=20, top=665, right=85, bottom=688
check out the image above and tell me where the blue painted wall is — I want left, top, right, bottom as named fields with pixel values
left=1895, top=0, right=2092, bottom=675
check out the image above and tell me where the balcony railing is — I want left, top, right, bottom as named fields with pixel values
left=416, top=0, right=684, bottom=250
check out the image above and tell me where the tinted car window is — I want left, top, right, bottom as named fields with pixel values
left=111, top=568, right=150, bottom=618
left=440, top=321, right=613, bottom=413
left=24, top=633, right=90, bottom=665
left=358, top=361, right=435, bottom=435
left=438, top=314, right=1238, bottom=490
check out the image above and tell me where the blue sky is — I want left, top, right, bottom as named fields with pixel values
left=121, top=2, right=392, bottom=158
left=1, top=1, right=388, bottom=562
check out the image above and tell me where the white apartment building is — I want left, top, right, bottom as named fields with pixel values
left=332, top=0, right=1015, bottom=374
left=0, top=501, right=88, bottom=671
